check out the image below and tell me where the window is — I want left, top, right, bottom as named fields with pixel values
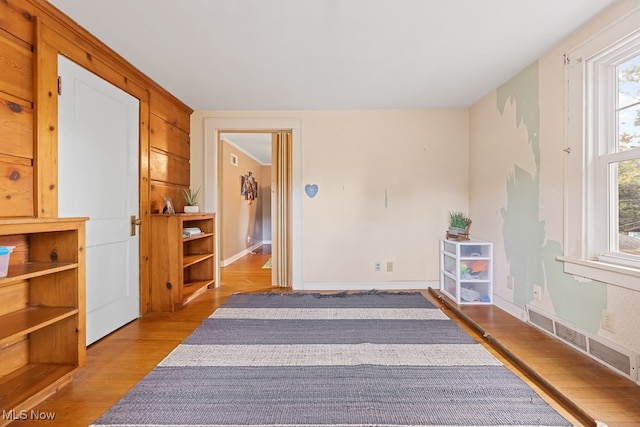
left=562, top=9, right=640, bottom=290
left=591, top=46, right=640, bottom=265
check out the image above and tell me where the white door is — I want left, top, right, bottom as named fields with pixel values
left=58, top=55, right=140, bottom=345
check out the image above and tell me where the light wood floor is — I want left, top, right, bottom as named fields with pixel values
left=10, top=246, right=640, bottom=427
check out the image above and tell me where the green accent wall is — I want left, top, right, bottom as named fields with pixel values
left=496, top=62, right=606, bottom=333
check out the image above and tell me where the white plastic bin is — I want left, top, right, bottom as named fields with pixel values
left=0, top=246, right=15, bottom=278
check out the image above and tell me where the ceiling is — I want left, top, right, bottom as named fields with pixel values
left=47, top=0, right=619, bottom=160
left=221, top=133, right=273, bottom=165
left=48, top=0, right=619, bottom=112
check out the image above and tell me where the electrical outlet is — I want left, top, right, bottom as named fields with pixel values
left=601, top=310, right=615, bottom=333
left=507, top=275, right=514, bottom=289
left=374, top=262, right=381, bottom=272
left=386, top=262, right=393, bottom=272
left=533, top=285, right=542, bottom=301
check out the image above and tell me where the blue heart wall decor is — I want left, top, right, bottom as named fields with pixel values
left=305, top=184, right=318, bottom=198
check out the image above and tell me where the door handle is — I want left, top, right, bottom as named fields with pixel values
left=130, top=215, right=141, bottom=236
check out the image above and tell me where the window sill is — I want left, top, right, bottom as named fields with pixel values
left=557, top=256, right=640, bottom=292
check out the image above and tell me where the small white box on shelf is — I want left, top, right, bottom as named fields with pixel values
left=439, top=239, right=493, bottom=304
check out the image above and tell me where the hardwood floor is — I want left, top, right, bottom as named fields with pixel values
left=9, top=246, right=640, bottom=426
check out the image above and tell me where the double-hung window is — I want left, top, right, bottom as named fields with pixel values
left=593, top=43, right=640, bottom=263
left=562, top=9, right=640, bottom=290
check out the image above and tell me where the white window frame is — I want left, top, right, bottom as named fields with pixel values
left=560, top=8, right=640, bottom=292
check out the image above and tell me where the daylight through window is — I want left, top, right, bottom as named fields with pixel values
left=603, top=52, right=640, bottom=259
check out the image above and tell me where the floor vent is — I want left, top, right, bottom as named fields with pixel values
left=528, top=309, right=554, bottom=333
left=555, top=322, right=588, bottom=352
left=527, top=306, right=638, bottom=383
left=589, top=339, right=631, bottom=376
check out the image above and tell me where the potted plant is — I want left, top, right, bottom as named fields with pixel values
left=448, top=211, right=471, bottom=236
left=182, top=187, right=200, bottom=213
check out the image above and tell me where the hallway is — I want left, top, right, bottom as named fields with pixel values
left=218, top=244, right=274, bottom=291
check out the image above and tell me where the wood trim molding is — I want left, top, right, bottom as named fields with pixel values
left=33, top=16, right=59, bottom=217
left=138, top=95, right=152, bottom=315
left=33, top=16, right=156, bottom=315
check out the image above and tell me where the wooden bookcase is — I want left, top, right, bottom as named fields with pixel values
left=150, top=213, right=215, bottom=312
left=0, top=217, right=87, bottom=422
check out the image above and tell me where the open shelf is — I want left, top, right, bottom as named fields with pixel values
left=0, top=217, right=86, bottom=421
left=183, top=279, right=215, bottom=304
left=0, top=262, right=77, bottom=288
left=183, top=253, right=214, bottom=268
left=151, top=213, right=215, bottom=312
left=0, top=364, right=76, bottom=415
left=0, top=306, right=78, bottom=345
left=183, top=232, right=213, bottom=243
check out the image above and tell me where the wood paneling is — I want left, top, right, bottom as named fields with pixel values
left=150, top=90, right=190, bottom=133
left=0, top=0, right=34, bottom=46
left=0, top=234, right=28, bottom=264
left=0, top=95, right=33, bottom=160
left=150, top=114, right=190, bottom=159
left=148, top=88, right=192, bottom=208
left=0, top=35, right=33, bottom=102
left=30, top=270, right=78, bottom=306
left=150, top=181, right=186, bottom=214
left=0, top=161, right=34, bottom=217
left=0, top=340, right=29, bottom=378
left=148, top=109, right=191, bottom=216
left=0, top=281, right=29, bottom=317
left=150, top=149, right=190, bottom=186
left=30, top=316, right=79, bottom=365
left=29, top=230, right=79, bottom=263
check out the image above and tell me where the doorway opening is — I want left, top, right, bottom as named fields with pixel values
left=217, top=130, right=291, bottom=288
left=218, top=132, right=272, bottom=266
left=204, top=118, right=301, bottom=290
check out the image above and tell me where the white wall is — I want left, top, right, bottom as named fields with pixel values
left=186, top=0, right=640, bottom=373
left=191, top=109, right=468, bottom=290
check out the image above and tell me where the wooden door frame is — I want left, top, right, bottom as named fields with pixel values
left=36, top=20, right=152, bottom=315
left=203, top=118, right=302, bottom=289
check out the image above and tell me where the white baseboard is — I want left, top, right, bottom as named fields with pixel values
left=297, top=280, right=438, bottom=291
left=492, top=293, right=527, bottom=322
left=220, top=242, right=264, bottom=267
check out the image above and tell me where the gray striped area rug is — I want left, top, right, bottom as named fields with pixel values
left=91, top=291, right=573, bottom=427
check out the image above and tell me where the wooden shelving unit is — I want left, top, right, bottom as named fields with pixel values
left=150, top=213, right=215, bottom=312
left=0, top=217, right=87, bottom=423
